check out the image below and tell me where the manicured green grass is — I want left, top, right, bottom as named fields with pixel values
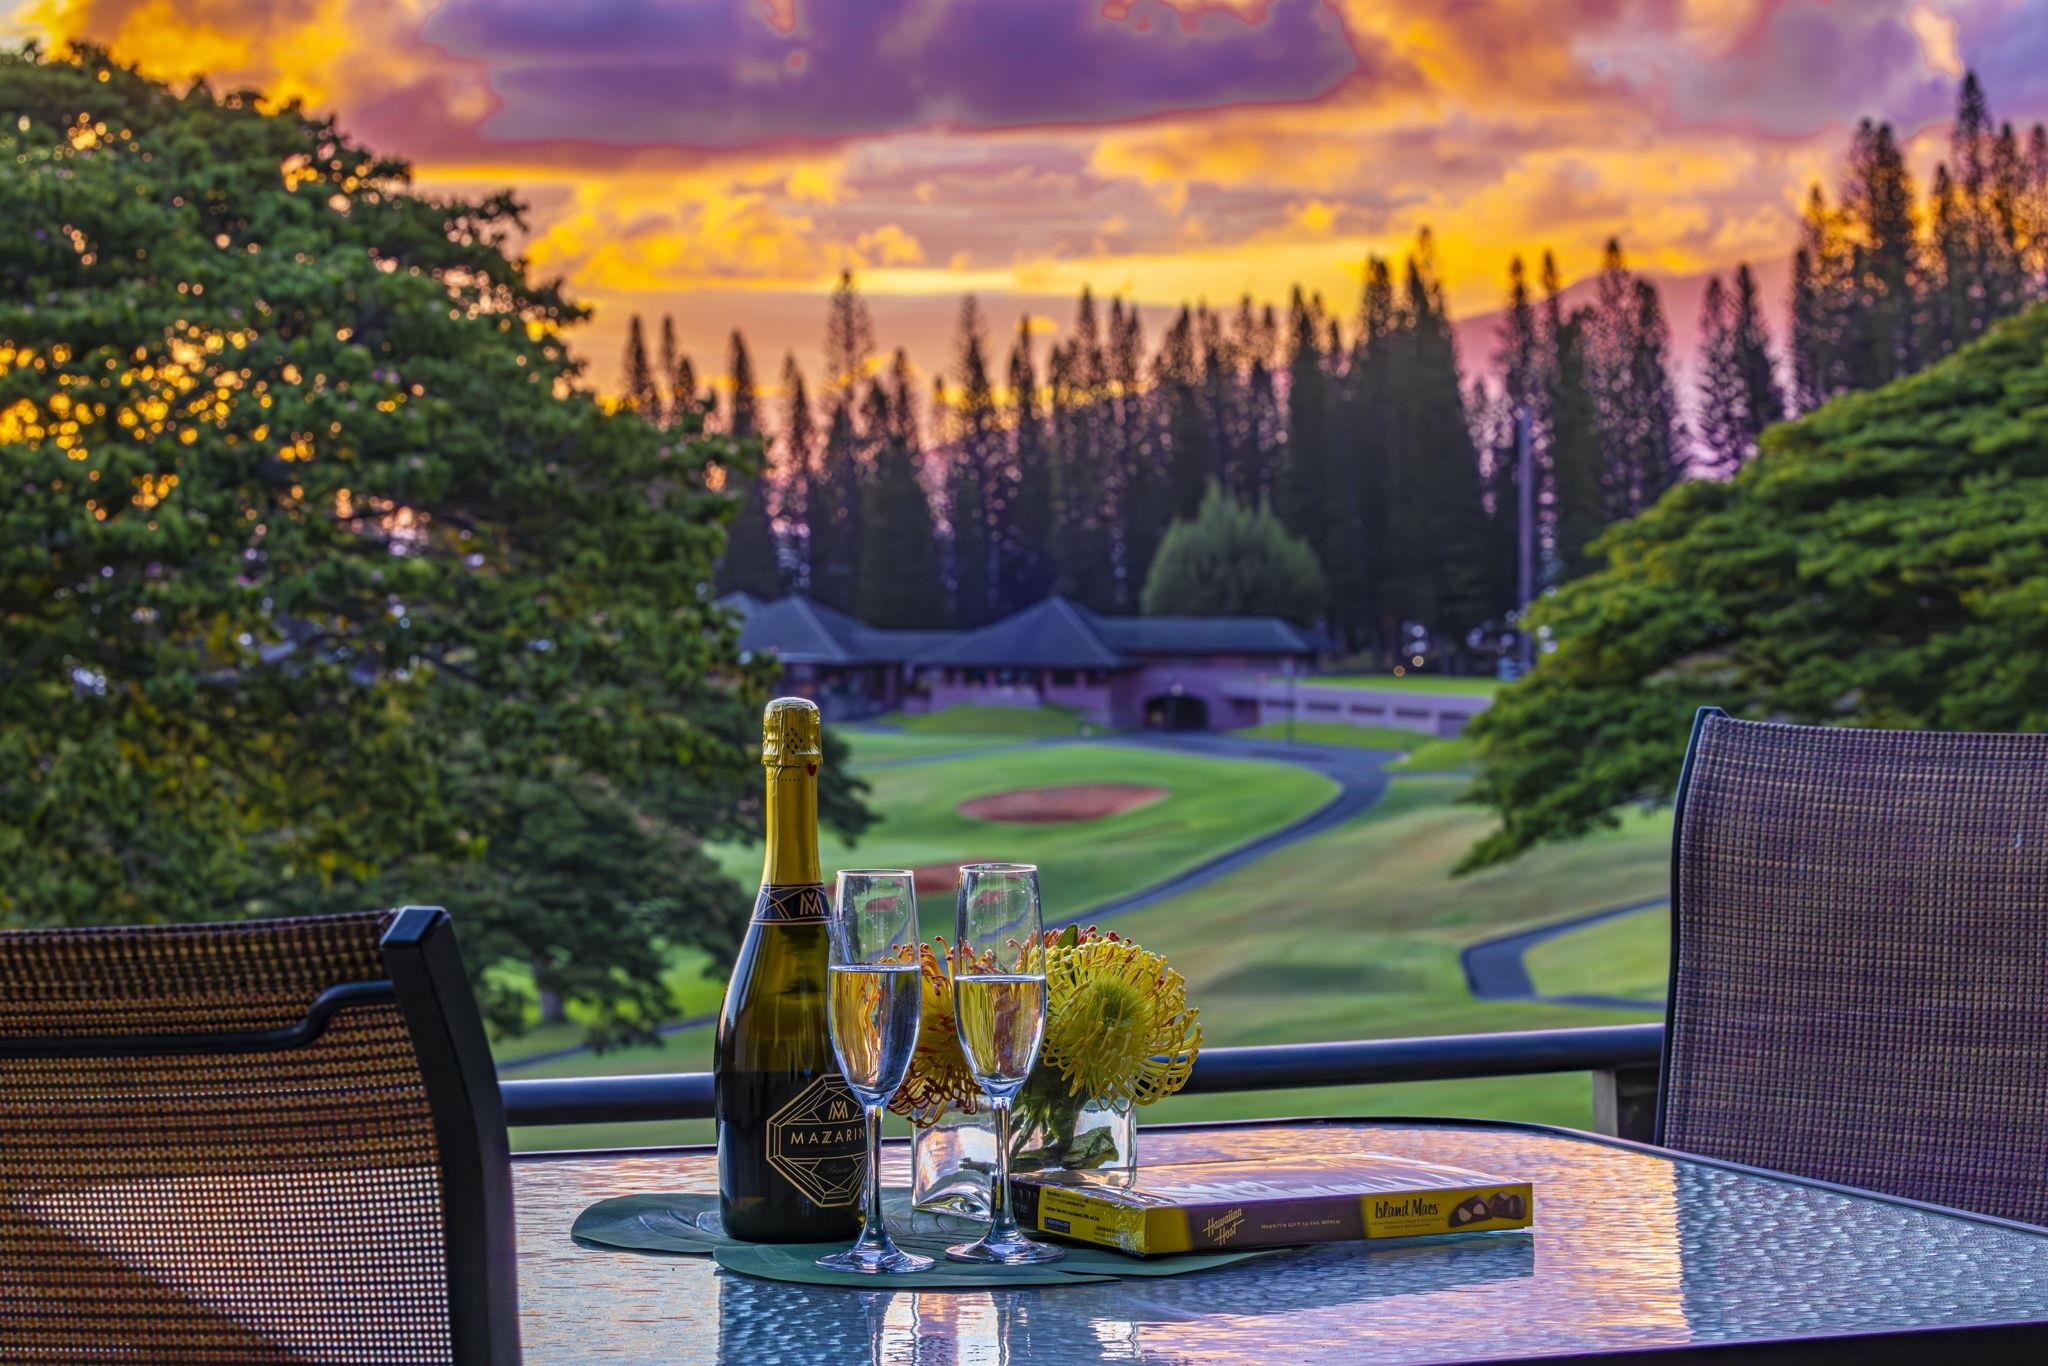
left=1234, top=721, right=1421, bottom=750
left=1388, top=736, right=1474, bottom=771
left=707, top=743, right=1336, bottom=921
left=1313, top=674, right=1502, bottom=697
left=833, top=728, right=1020, bottom=764
left=1098, top=776, right=1669, bottom=1132
left=1525, top=906, right=1671, bottom=1002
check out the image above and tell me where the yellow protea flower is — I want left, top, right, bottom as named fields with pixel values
left=1038, top=929, right=1200, bottom=1112
left=886, top=939, right=985, bottom=1124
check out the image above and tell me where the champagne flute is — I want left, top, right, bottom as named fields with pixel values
left=818, top=869, right=933, bottom=1274
left=947, top=862, right=1064, bottom=1265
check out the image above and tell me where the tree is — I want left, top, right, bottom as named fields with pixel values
left=1587, top=242, right=1687, bottom=517
left=1838, top=119, right=1918, bottom=388
left=1047, top=291, right=1117, bottom=611
left=854, top=366, right=943, bottom=628
left=659, top=315, right=708, bottom=429
left=1461, top=300, right=2048, bottom=869
left=0, top=45, right=871, bottom=1045
left=1544, top=253, right=1607, bottom=580
left=777, top=353, right=817, bottom=591
left=1002, top=316, right=1056, bottom=607
left=1698, top=267, right=1786, bottom=478
left=945, top=296, right=1002, bottom=625
left=1140, top=484, right=1323, bottom=625
left=619, top=313, right=661, bottom=417
left=808, top=275, right=874, bottom=611
left=714, top=331, right=785, bottom=598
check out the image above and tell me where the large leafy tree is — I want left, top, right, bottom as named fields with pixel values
left=1141, top=483, right=1322, bottom=625
left=0, top=46, right=870, bottom=1044
left=1462, top=302, right=2048, bottom=869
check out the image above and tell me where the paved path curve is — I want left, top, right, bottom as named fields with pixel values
left=1058, top=733, right=1396, bottom=926
left=1459, top=898, right=1667, bottom=1012
left=500, top=733, right=1397, bottom=1074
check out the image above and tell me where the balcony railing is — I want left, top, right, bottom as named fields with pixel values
left=499, top=1022, right=1664, bottom=1142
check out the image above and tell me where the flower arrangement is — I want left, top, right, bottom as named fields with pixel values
left=890, top=925, right=1202, bottom=1175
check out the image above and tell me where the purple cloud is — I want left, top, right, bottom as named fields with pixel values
left=421, top=0, right=1374, bottom=149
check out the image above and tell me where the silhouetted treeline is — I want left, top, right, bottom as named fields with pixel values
left=636, top=72, right=2048, bottom=662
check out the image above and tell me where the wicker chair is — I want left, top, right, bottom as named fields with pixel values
left=1658, top=708, right=2048, bottom=1226
left=0, top=907, right=519, bottom=1364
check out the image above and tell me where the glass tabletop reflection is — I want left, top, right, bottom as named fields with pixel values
left=512, top=1119, right=2048, bottom=1364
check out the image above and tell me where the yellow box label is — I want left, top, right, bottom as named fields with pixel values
left=1363, top=1183, right=1532, bottom=1238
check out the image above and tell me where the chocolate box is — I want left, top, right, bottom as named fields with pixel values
left=1010, top=1152, right=1533, bottom=1257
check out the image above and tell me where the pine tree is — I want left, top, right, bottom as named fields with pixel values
left=778, top=353, right=817, bottom=591
left=1047, top=290, right=1118, bottom=610
left=657, top=315, right=707, bottom=429
left=1544, top=253, right=1607, bottom=580
left=855, top=372, right=944, bottom=628
left=619, top=314, right=660, bottom=417
left=808, top=276, right=875, bottom=612
left=1107, top=297, right=1153, bottom=607
left=1490, top=255, right=1547, bottom=591
left=946, top=297, right=1001, bottom=625
left=1789, top=186, right=1853, bottom=410
left=1277, top=287, right=1340, bottom=631
left=1587, top=241, right=1687, bottom=517
left=714, top=331, right=785, bottom=598
left=1696, top=276, right=1748, bottom=480
left=1156, top=306, right=1211, bottom=529
left=1732, top=265, right=1785, bottom=462
left=1004, top=317, right=1056, bottom=607
left=1380, top=236, right=1491, bottom=644
left=1839, top=119, right=1918, bottom=389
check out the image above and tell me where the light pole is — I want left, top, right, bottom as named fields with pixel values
left=1515, top=402, right=1535, bottom=677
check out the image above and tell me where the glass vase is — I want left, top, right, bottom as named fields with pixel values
left=911, top=1090, right=1137, bottom=1216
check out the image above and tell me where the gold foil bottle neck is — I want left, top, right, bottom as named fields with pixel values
left=761, top=696, right=823, bottom=767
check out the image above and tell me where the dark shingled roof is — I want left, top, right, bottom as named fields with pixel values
left=720, top=594, right=960, bottom=665
left=917, top=597, right=1126, bottom=669
left=1094, top=612, right=1315, bottom=657
left=723, top=593, right=1316, bottom=669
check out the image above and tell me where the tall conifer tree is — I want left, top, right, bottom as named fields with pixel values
left=855, top=369, right=944, bottom=628
left=714, top=331, right=785, bottom=598
left=778, top=353, right=817, bottom=592
left=619, top=314, right=660, bottom=417
left=1004, top=318, right=1056, bottom=607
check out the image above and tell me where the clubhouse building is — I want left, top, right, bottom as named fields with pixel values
left=722, top=593, right=1319, bottom=730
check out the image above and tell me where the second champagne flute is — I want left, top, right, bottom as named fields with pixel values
left=818, top=869, right=932, bottom=1274
left=947, top=862, right=1064, bottom=1265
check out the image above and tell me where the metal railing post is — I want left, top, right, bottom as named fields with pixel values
left=1592, top=1062, right=1660, bottom=1142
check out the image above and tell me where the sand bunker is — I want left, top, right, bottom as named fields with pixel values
left=908, top=861, right=993, bottom=895
left=957, top=783, right=1169, bottom=824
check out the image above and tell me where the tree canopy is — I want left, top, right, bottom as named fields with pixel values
left=0, top=45, right=869, bottom=1044
left=1462, top=302, right=2048, bottom=868
left=1140, top=483, right=1322, bottom=624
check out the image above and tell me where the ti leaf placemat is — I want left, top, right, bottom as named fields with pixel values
left=572, top=1190, right=1289, bottom=1288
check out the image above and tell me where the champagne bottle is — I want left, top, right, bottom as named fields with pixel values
left=715, top=697, right=866, bottom=1243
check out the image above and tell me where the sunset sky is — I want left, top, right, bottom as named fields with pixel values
left=12, top=1, right=2048, bottom=398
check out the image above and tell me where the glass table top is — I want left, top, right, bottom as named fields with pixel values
left=511, top=1119, right=2048, bottom=1363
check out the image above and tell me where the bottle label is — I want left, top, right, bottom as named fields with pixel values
left=766, top=1074, right=866, bottom=1208
left=753, top=883, right=828, bottom=924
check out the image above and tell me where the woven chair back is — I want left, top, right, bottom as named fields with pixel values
left=0, top=909, right=517, bottom=1364
left=1661, top=709, right=2048, bottom=1226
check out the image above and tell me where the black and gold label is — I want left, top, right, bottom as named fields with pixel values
left=753, top=883, right=828, bottom=924
left=766, top=1075, right=866, bottom=1208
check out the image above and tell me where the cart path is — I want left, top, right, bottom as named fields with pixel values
left=499, top=733, right=1398, bottom=1075
left=1459, top=899, right=1667, bottom=1012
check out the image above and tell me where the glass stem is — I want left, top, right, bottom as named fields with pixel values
left=985, top=1096, right=1019, bottom=1244
left=861, top=1101, right=889, bottom=1251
